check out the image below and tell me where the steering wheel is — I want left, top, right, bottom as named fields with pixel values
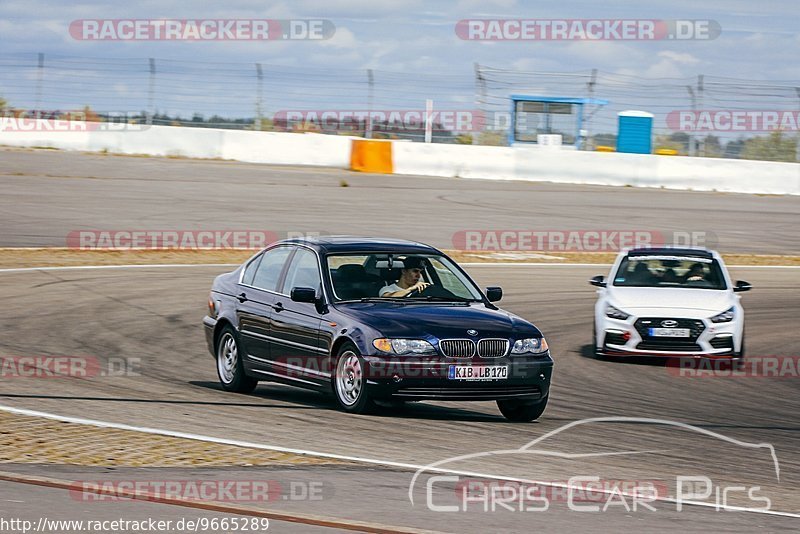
left=403, top=284, right=459, bottom=299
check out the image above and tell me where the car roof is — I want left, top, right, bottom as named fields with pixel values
left=626, top=247, right=715, bottom=259
left=277, top=235, right=440, bottom=255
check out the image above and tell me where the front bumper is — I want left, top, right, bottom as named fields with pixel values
left=597, top=314, right=741, bottom=358
left=363, top=354, right=553, bottom=401
left=203, top=315, right=217, bottom=358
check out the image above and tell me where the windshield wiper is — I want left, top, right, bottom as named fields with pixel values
left=405, top=296, right=478, bottom=303
left=356, top=297, right=408, bottom=303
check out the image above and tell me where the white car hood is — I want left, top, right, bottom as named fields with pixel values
left=609, top=287, right=733, bottom=314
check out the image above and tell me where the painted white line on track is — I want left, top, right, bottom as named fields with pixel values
left=0, top=263, right=798, bottom=274
left=0, top=263, right=238, bottom=273
left=462, top=263, right=800, bottom=268
left=0, top=404, right=797, bottom=519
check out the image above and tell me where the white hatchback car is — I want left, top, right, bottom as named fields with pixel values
left=590, top=248, right=751, bottom=359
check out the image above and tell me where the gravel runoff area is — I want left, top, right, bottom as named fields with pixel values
left=0, top=411, right=349, bottom=468
left=1, top=248, right=799, bottom=269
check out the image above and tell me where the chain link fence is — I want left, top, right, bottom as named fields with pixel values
left=1, top=53, right=797, bottom=161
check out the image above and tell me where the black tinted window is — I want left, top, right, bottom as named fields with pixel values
left=251, top=247, right=292, bottom=291
left=241, top=254, right=263, bottom=286
left=282, top=248, right=321, bottom=293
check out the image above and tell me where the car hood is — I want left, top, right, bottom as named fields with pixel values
left=608, top=287, right=734, bottom=313
left=335, top=302, right=540, bottom=339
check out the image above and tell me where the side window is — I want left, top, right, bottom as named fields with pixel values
left=241, top=254, right=263, bottom=286
left=282, top=248, right=322, bottom=293
left=429, top=257, right=472, bottom=299
left=251, top=247, right=292, bottom=292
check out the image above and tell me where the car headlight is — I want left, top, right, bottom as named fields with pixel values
left=710, top=306, right=735, bottom=323
left=511, top=337, right=549, bottom=355
left=372, top=338, right=436, bottom=355
left=605, top=304, right=630, bottom=320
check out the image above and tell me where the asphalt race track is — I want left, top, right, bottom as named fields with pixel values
left=0, top=149, right=799, bottom=532
left=1, top=148, right=799, bottom=254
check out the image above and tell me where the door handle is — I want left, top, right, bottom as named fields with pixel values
left=237, top=292, right=248, bottom=303
left=273, top=302, right=284, bottom=312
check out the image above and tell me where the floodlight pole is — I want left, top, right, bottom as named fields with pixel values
left=584, top=69, right=597, bottom=150
left=35, top=53, right=44, bottom=119
left=687, top=86, right=696, bottom=157
left=147, top=58, right=156, bottom=126
left=697, top=75, right=705, bottom=156
left=795, top=88, right=800, bottom=162
left=473, top=63, right=487, bottom=145
left=366, top=69, right=374, bottom=139
left=255, top=63, right=263, bottom=130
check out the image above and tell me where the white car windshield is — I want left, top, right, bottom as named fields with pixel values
left=613, top=255, right=727, bottom=290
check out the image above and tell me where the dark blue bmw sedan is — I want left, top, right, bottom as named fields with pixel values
left=203, top=237, right=553, bottom=421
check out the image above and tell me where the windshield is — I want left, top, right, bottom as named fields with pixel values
left=327, top=253, right=484, bottom=302
left=612, top=255, right=727, bottom=290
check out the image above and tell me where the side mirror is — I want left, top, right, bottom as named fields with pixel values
left=589, top=275, right=607, bottom=288
left=733, top=280, right=752, bottom=293
left=485, top=287, right=503, bottom=302
left=291, top=287, right=318, bottom=303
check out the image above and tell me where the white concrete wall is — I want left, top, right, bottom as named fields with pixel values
left=0, top=122, right=353, bottom=167
left=1, top=121, right=797, bottom=195
left=394, top=142, right=800, bottom=195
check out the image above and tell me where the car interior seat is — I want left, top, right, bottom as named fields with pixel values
left=333, top=264, right=383, bottom=300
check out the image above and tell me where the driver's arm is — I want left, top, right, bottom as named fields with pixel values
left=383, top=281, right=430, bottom=297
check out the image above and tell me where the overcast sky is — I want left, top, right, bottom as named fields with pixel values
left=0, top=0, right=797, bottom=136
left=1, top=0, right=797, bottom=79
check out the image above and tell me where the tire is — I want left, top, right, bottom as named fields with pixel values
left=333, top=343, right=377, bottom=414
left=497, top=395, right=548, bottom=422
left=732, top=330, right=746, bottom=371
left=735, top=329, right=746, bottom=359
left=216, top=325, right=258, bottom=393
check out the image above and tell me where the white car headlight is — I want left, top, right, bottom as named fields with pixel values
left=710, top=306, right=735, bottom=323
left=605, top=304, right=630, bottom=320
left=372, top=338, right=436, bottom=355
left=511, top=337, right=549, bottom=355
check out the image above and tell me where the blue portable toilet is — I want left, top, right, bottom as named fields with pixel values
left=617, top=110, right=653, bottom=154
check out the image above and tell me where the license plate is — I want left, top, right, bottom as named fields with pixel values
left=448, top=365, right=508, bottom=380
left=649, top=328, right=690, bottom=338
